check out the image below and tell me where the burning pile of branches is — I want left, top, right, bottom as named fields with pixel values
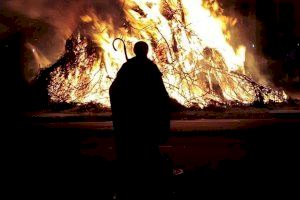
left=35, top=0, right=288, bottom=109
left=35, top=34, right=102, bottom=105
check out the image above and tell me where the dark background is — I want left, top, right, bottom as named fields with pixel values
left=223, top=0, right=300, bottom=89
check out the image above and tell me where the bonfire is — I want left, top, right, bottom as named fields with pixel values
left=36, top=0, right=287, bottom=109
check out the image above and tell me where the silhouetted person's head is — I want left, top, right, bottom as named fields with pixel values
left=134, top=41, right=148, bottom=58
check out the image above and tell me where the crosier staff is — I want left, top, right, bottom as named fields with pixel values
left=113, top=38, right=129, bottom=61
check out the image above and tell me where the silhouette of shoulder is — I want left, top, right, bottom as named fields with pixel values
left=116, top=57, right=162, bottom=78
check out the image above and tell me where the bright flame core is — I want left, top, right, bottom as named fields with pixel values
left=48, top=0, right=287, bottom=108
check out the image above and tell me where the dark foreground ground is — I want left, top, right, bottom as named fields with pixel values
left=8, top=110, right=300, bottom=199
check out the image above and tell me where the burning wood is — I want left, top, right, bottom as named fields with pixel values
left=36, top=0, right=287, bottom=108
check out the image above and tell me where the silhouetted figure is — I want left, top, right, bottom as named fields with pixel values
left=109, top=41, right=171, bottom=200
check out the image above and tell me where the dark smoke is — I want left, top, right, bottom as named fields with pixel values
left=2, top=0, right=125, bottom=36
left=0, top=0, right=125, bottom=81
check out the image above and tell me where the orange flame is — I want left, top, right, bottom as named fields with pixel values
left=48, top=0, right=287, bottom=107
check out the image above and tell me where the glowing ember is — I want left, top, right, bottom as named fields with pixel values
left=47, top=0, right=287, bottom=108
left=26, top=43, right=52, bottom=69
